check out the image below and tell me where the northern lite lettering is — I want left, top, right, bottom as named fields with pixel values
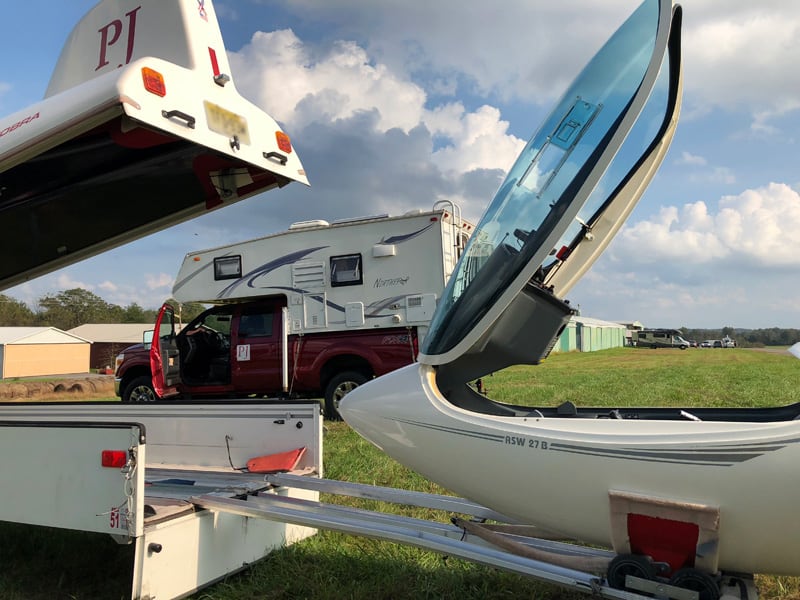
left=374, top=276, right=409, bottom=288
left=96, top=6, right=142, bottom=71
left=0, top=112, right=40, bottom=138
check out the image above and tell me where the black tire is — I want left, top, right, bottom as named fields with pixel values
left=669, top=568, right=721, bottom=600
left=122, top=375, right=158, bottom=403
left=607, top=554, right=656, bottom=591
left=324, top=371, right=368, bottom=420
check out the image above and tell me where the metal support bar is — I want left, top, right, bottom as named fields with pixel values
left=192, top=492, right=651, bottom=600
left=264, top=473, right=521, bottom=524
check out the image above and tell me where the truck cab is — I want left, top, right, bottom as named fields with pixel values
left=148, top=299, right=418, bottom=418
left=152, top=300, right=284, bottom=398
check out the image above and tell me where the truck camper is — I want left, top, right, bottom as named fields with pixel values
left=0, top=0, right=307, bottom=291
left=114, top=202, right=474, bottom=418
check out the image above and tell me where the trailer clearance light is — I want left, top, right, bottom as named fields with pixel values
left=142, top=67, right=166, bottom=97
left=102, top=450, right=128, bottom=468
left=275, top=131, right=292, bottom=153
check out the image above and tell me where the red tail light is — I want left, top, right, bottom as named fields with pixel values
left=102, top=450, right=128, bottom=468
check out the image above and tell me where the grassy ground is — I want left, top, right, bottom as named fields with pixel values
left=1, top=348, right=799, bottom=599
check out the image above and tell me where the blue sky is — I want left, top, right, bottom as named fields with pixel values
left=1, top=0, right=799, bottom=329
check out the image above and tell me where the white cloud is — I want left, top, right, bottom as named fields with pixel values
left=615, top=183, right=800, bottom=267
left=228, top=28, right=524, bottom=187
left=681, top=3, right=800, bottom=132
left=280, top=0, right=640, bottom=103
left=54, top=273, right=93, bottom=293
left=270, top=1, right=800, bottom=134
left=145, top=273, right=174, bottom=292
left=676, top=151, right=707, bottom=166
left=230, top=30, right=426, bottom=133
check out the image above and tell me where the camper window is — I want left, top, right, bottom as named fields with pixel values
left=330, top=254, right=363, bottom=287
left=214, top=255, right=242, bottom=280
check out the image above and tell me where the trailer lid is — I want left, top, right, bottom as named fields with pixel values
left=0, top=0, right=309, bottom=291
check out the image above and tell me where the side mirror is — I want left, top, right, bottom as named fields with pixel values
left=143, top=329, right=154, bottom=349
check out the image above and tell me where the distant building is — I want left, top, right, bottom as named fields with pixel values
left=551, top=316, right=627, bottom=353
left=68, top=323, right=154, bottom=370
left=0, top=327, right=91, bottom=378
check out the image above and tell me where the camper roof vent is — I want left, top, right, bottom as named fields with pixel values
left=289, top=220, right=330, bottom=230
left=332, top=214, right=389, bottom=225
left=403, top=209, right=423, bottom=216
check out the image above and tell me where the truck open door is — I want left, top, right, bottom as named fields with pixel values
left=150, top=303, right=181, bottom=398
left=0, top=0, right=309, bottom=292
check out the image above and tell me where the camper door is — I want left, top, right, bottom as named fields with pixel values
left=150, top=303, right=181, bottom=398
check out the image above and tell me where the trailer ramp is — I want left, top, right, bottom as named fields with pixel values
left=191, top=475, right=759, bottom=600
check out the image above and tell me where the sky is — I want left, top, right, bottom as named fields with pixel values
left=1, top=0, right=799, bottom=329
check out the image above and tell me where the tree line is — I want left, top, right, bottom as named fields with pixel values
left=0, top=289, right=207, bottom=331
left=679, top=326, right=800, bottom=348
left=3, top=289, right=799, bottom=348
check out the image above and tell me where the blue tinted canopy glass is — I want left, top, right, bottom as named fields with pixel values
left=422, top=0, right=673, bottom=360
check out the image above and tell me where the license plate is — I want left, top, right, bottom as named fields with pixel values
left=204, top=101, right=250, bottom=144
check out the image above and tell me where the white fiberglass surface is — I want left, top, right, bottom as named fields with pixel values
left=422, top=0, right=663, bottom=357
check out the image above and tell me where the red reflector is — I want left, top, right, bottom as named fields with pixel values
left=430, top=217, right=438, bottom=222
left=275, top=131, right=292, bottom=153
left=556, top=245, right=571, bottom=261
left=628, top=513, right=699, bottom=574
left=142, top=67, right=166, bottom=97
left=208, top=47, right=221, bottom=77
left=102, top=450, right=128, bottom=468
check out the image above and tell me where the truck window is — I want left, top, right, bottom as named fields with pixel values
left=239, top=311, right=273, bottom=337
left=202, top=314, right=232, bottom=336
left=330, top=254, right=363, bottom=287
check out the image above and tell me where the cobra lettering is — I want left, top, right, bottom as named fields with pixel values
left=96, top=6, right=142, bottom=71
left=0, top=112, right=40, bottom=138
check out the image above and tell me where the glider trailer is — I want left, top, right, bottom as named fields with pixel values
left=0, top=1, right=762, bottom=599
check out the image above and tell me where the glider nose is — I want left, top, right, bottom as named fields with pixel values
left=339, top=362, right=427, bottom=449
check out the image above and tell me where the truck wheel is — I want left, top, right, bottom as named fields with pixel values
left=122, top=375, right=158, bottom=403
left=324, top=371, right=368, bottom=421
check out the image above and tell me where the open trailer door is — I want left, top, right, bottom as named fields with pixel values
left=150, top=303, right=182, bottom=398
left=0, top=0, right=309, bottom=292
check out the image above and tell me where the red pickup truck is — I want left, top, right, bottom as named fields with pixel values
left=115, top=299, right=418, bottom=419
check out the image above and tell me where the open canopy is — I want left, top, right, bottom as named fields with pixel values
left=419, top=0, right=682, bottom=389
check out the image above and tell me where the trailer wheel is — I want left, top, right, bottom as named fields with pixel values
left=606, top=554, right=656, bottom=591
left=122, top=375, right=158, bottom=403
left=324, top=371, right=368, bottom=421
left=669, top=568, right=721, bottom=600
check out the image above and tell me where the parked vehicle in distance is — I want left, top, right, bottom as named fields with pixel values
left=633, top=329, right=690, bottom=349
left=700, top=340, right=714, bottom=348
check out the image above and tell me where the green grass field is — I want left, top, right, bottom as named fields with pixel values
left=1, top=347, right=799, bottom=599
